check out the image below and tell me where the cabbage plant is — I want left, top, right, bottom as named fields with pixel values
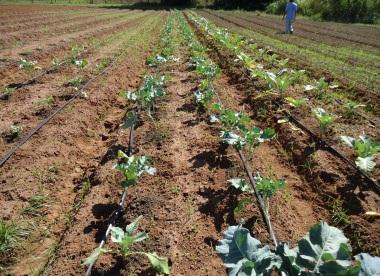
left=312, top=107, right=336, bottom=136
left=340, top=135, right=380, bottom=172
left=216, top=221, right=380, bottom=276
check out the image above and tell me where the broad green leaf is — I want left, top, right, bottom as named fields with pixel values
left=296, top=222, right=352, bottom=273
left=144, top=252, right=170, bottom=274
left=355, top=253, right=380, bottom=276
left=228, top=178, right=252, bottom=193
left=216, top=225, right=280, bottom=275
left=125, top=215, right=143, bottom=235
left=355, top=156, right=376, bottom=172
left=82, top=248, right=110, bottom=267
left=110, top=226, right=124, bottom=243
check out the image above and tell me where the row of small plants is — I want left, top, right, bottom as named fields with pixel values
left=146, top=14, right=175, bottom=67
left=82, top=14, right=176, bottom=275
left=188, top=12, right=379, bottom=174
left=183, top=12, right=380, bottom=275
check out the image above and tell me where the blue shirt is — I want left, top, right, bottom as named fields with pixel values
left=285, top=2, right=298, bottom=20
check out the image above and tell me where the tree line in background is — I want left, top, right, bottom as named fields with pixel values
left=5, top=0, right=379, bottom=23
left=144, top=0, right=380, bottom=23
left=266, top=0, right=380, bottom=23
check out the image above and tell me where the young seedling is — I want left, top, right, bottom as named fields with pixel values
left=243, top=127, right=275, bottom=160
left=121, top=75, right=167, bottom=122
left=67, top=76, right=84, bottom=88
left=83, top=216, right=169, bottom=274
left=343, top=101, right=366, bottom=118
left=312, top=107, right=336, bottom=136
left=18, top=59, right=37, bottom=70
left=113, top=150, right=156, bottom=190
left=340, top=134, right=380, bottom=172
left=255, top=174, right=286, bottom=216
left=36, top=95, right=54, bottom=107
left=285, top=97, right=305, bottom=108
left=10, top=124, right=22, bottom=137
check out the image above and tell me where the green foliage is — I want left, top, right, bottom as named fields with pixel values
left=121, top=75, right=167, bottom=116
left=312, top=107, right=336, bottom=134
left=36, top=95, right=54, bottom=107
left=267, top=0, right=380, bottom=23
left=216, top=222, right=380, bottom=275
left=84, top=216, right=170, bottom=274
left=0, top=220, right=27, bottom=255
left=113, top=151, right=156, bottom=189
left=255, top=174, right=286, bottom=201
left=67, top=76, right=83, bottom=87
left=285, top=97, right=305, bottom=108
left=340, top=135, right=379, bottom=172
left=343, top=101, right=366, bottom=118
left=10, top=124, right=22, bottom=136
left=18, top=59, right=37, bottom=70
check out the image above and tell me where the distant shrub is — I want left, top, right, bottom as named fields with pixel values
left=266, top=0, right=380, bottom=23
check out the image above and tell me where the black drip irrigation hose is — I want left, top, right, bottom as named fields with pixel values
left=0, top=51, right=122, bottom=168
left=212, top=77, right=279, bottom=246
left=279, top=106, right=380, bottom=192
left=85, top=123, right=135, bottom=276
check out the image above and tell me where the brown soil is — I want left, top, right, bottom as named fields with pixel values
left=0, top=11, right=136, bottom=50
left=0, top=10, right=165, bottom=275
left=0, top=13, right=154, bottom=155
left=0, top=11, right=151, bottom=84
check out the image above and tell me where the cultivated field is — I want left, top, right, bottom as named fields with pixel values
left=0, top=4, right=379, bottom=276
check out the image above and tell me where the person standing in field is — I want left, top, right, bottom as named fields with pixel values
left=283, top=0, right=298, bottom=34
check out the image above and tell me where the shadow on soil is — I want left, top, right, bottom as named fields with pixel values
left=198, top=186, right=238, bottom=231
left=100, top=144, right=128, bottom=165
left=189, top=143, right=233, bottom=169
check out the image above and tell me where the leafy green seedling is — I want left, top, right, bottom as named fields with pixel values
left=113, top=151, right=156, bottom=189
left=10, top=124, right=22, bottom=136
left=36, top=95, right=54, bottom=107
left=220, top=131, right=246, bottom=150
left=122, top=75, right=167, bottom=118
left=83, top=216, right=169, bottom=274
left=343, top=101, right=365, bottom=118
left=67, top=76, right=83, bottom=87
left=18, top=59, right=37, bottom=70
left=285, top=97, right=305, bottom=108
left=312, top=107, right=336, bottom=136
left=340, top=135, right=380, bottom=172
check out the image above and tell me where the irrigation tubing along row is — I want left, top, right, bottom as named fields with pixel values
left=85, top=108, right=140, bottom=276
left=0, top=48, right=125, bottom=168
left=212, top=84, right=280, bottom=246
left=190, top=17, right=380, bottom=192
